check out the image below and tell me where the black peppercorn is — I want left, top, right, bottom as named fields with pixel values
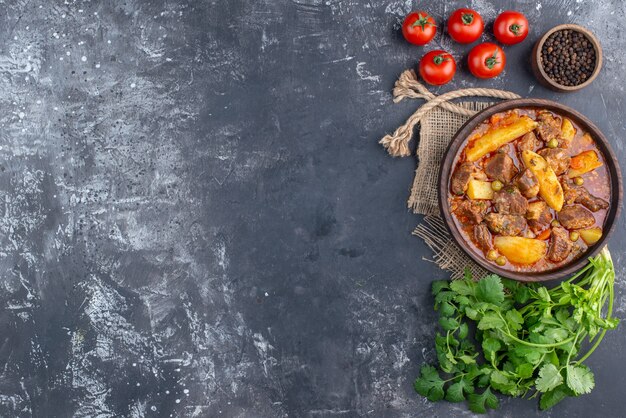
left=540, top=29, right=597, bottom=86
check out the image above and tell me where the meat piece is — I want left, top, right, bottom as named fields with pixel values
left=561, top=178, right=609, bottom=212
left=536, top=111, right=562, bottom=143
left=576, top=190, right=609, bottom=212
left=561, top=177, right=578, bottom=205
left=451, top=162, right=477, bottom=195
left=526, top=201, right=552, bottom=233
left=538, top=148, right=571, bottom=175
left=547, top=226, right=573, bottom=262
left=515, top=169, right=539, bottom=198
left=558, top=205, right=595, bottom=229
left=517, top=131, right=539, bottom=153
left=484, top=153, right=518, bottom=183
left=473, top=223, right=492, bottom=252
left=493, top=187, right=528, bottom=215
left=454, top=200, right=488, bottom=225
left=484, top=213, right=527, bottom=236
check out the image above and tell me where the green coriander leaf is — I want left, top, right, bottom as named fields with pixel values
left=477, top=372, right=491, bottom=388
left=502, top=360, right=516, bottom=373
left=540, top=384, right=570, bottom=410
left=543, top=327, right=569, bottom=343
left=516, top=363, right=534, bottom=379
left=468, top=387, right=499, bottom=413
left=447, top=333, right=460, bottom=347
left=414, top=365, right=445, bottom=401
left=439, top=317, right=459, bottom=331
left=547, top=350, right=560, bottom=367
left=435, top=291, right=455, bottom=304
left=535, top=364, right=563, bottom=393
left=445, top=378, right=473, bottom=402
left=439, top=301, right=456, bottom=317
left=445, top=351, right=458, bottom=365
left=463, top=267, right=472, bottom=281
left=476, top=275, right=504, bottom=305
left=445, top=381, right=465, bottom=402
left=458, top=322, right=469, bottom=339
left=453, top=294, right=471, bottom=306
left=459, top=354, right=476, bottom=365
left=482, top=337, right=501, bottom=362
left=465, top=364, right=484, bottom=380
left=513, top=345, right=545, bottom=364
left=450, top=280, right=474, bottom=296
left=505, top=309, right=524, bottom=332
left=529, top=332, right=553, bottom=345
left=459, top=339, right=474, bottom=352
left=435, top=333, right=447, bottom=348
left=432, top=280, right=450, bottom=295
left=543, top=306, right=553, bottom=318
left=477, top=311, right=504, bottom=331
left=465, top=306, right=479, bottom=320
left=537, top=286, right=551, bottom=303
left=490, top=370, right=520, bottom=396
left=436, top=351, right=455, bottom=374
left=566, top=365, right=595, bottom=395
left=501, top=277, right=517, bottom=292
left=514, top=285, right=531, bottom=304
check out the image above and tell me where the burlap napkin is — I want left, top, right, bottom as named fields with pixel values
left=380, top=70, right=520, bottom=279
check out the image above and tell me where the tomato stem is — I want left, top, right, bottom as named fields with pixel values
left=485, top=51, right=499, bottom=69
left=432, top=54, right=450, bottom=65
left=509, top=23, right=523, bottom=36
left=461, top=13, right=474, bottom=25
left=411, top=12, right=436, bottom=30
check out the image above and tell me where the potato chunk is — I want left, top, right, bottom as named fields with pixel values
left=466, top=116, right=538, bottom=162
left=521, top=150, right=564, bottom=211
left=560, top=118, right=576, bottom=146
left=466, top=179, right=494, bottom=200
left=579, top=227, right=603, bottom=245
left=494, top=236, right=547, bottom=265
left=568, top=150, right=603, bottom=178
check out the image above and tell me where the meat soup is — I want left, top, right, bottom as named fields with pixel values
left=448, top=108, right=611, bottom=272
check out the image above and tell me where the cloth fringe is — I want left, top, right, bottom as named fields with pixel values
left=413, top=216, right=488, bottom=280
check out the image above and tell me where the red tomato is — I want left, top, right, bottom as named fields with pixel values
left=402, top=11, right=437, bottom=46
left=419, top=50, right=457, bottom=85
left=447, top=8, right=484, bottom=44
left=493, top=11, right=529, bottom=45
left=468, top=43, right=506, bottom=79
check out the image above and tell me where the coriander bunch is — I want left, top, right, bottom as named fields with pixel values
left=415, top=248, right=618, bottom=413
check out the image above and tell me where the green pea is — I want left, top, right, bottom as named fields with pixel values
left=495, top=256, right=507, bottom=266
left=547, top=138, right=558, bottom=148
left=487, top=249, right=498, bottom=261
left=574, top=176, right=584, bottom=186
left=551, top=220, right=560, bottom=228
left=570, top=231, right=580, bottom=241
left=491, top=180, right=504, bottom=192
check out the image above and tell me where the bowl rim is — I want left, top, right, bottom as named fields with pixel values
left=533, top=23, right=603, bottom=92
left=438, top=98, right=623, bottom=282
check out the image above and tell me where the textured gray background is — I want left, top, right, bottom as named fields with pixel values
left=0, top=0, right=625, bottom=417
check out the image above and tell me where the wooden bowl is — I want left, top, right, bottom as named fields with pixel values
left=438, top=99, right=622, bottom=282
left=531, top=24, right=603, bottom=92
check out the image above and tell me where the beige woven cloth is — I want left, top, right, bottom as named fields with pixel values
left=380, top=70, right=520, bottom=279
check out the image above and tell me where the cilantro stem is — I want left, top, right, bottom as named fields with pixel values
left=504, top=331, right=576, bottom=348
left=576, top=267, right=615, bottom=364
left=442, top=373, right=466, bottom=383
left=494, top=310, right=575, bottom=348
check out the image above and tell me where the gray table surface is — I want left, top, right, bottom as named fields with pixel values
left=1, top=0, right=625, bottom=417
